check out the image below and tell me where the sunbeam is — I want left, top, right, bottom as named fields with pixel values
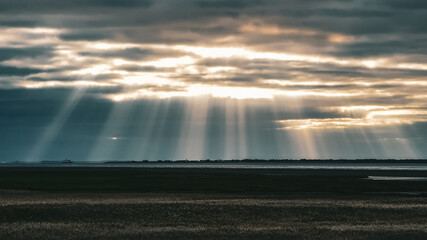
left=125, top=99, right=172, bottom=160
left=3, top=2, right=427, bottom=239
left=24, top=87, right=86, bottom=162
left=1, top=0, right=427, bottom=161
left=175, top=97, right=210, bottom=160
left=88, top=100, right=135, bottom=161
left=223, top=99, right=249, bottom=159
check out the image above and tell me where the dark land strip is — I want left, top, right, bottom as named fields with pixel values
left=0, top=167, right=427, bottom=239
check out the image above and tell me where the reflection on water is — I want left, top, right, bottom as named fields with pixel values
left=368, top=176, right=427, bottom=181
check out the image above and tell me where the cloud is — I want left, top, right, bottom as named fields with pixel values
left=0, top=19, right=40, bottom=27
left=59, top=32, right=113, bottom=41
left=382, top=0, right=427, bottom=9
left=0, top=0, right=426, bottom=134
left=118, top=65, right=161, bottom=72
left=331, top=38, right=427, bottom=58
left=0, top=65, right=45, bottom=76
left=0, top=0, right=153, bottom=13
left=277, top=109, right=427, bottom=130
left=196, top=0, right=262, bottom=9
left=0, top=47, right=52, bottom=61
left=78, top=47, right=188, bottom=61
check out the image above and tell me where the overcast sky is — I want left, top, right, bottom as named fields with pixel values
left=1, top=0, right=427, bottom=161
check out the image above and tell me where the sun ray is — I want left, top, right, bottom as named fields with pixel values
left=224, top=100, right=237, bottom=160
left=24, top=87, right=86, bottom=162
left=236, top=100, right=248, bottom=159
left=175, top=97, right=210, bottom=160
left=87, top=100, right=134, bottom=161
left=125, top=99, right=171, bottom=160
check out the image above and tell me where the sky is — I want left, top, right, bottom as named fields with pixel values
left=1, top=0, right=427, bottom=161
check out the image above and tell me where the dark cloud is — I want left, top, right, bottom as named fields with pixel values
left=0, top=66, right=44, bottom=76
left=282, top=84, right=357, bottom=90
left=0, top=19, right=39, bottom=27
left=88, top=0, right=153, bottom=8
left=332, top=38, right=427, bottom=57
left=382, top=0, right=427, bottom=9
left=0, top=0, right=153, bottom=13
left=288, top=67, right=372, bottom=78
left=315, top=8, right=392, bottom=18
left=118, top=66, right=162, bottom=72
left=27, top=76, right=75, bottom=82
left=1, top=0, right=424, bottom=58
left=196, top=0, right=261, bottom=9
left=59, top=32, right=113, bottom=41
left=79, top=48, right=187, bottom=60
left=0, top=47, right=52, bottom=62
left=27, top=73, right=122, bottom=82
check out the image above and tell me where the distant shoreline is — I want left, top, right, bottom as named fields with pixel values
left=103, top=159, right=427, bottom=164
left=17, top=159, right=427, bottom=164
left=1, top=166, right=427, bottom=177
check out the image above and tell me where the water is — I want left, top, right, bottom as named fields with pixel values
left=368, top=176, right=427, bottom=181
left=1, top=161, right=427, bottom=171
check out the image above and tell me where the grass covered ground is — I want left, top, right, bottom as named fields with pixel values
left=0, top=167, right=427, bottom=239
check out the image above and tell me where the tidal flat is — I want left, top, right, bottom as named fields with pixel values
left=0, top=167, right=427, bottom=239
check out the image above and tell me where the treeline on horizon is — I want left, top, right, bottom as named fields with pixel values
left=103, top=159, right=427, bottom=164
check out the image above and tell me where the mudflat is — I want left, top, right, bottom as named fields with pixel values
left=0, top=168, right=427, bottom=239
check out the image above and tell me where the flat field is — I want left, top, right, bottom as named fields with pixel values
left=0, top=167, right=426, bottom=239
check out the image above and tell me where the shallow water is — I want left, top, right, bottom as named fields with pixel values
left=368, top=176, right=427, bottom=181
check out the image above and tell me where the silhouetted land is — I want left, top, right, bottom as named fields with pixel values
left=1, top=167, right=427, bottom=193
left=0, top=167, right=427, bottom=239
left=103, top=159, right=427, bottom=164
